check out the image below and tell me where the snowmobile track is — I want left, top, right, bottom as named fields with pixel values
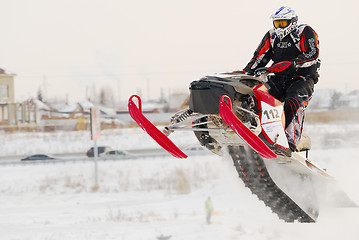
left=193, top=117, right=315, bottom=222
left=228, top=145, right=315, bottom=223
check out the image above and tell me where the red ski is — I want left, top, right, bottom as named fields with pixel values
left=219, top=95, right=277, bottom=159
left=128, top=95, right=188, bottom=159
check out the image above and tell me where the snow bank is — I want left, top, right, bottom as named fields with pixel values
left=1, top=124, right=359, bottom=239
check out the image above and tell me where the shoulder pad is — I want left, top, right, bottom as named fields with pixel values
left=269, top=28, right=276, bottom=47
left=297, top=24, right=308, bottom=34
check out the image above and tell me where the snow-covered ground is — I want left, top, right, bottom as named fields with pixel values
left=1, top=123, right=359, bottom=240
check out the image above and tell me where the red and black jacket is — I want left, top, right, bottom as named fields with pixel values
left=244, top=24, right=320, bottom=79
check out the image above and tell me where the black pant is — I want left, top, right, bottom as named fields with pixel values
left=267, top=74, right=315, bottom=149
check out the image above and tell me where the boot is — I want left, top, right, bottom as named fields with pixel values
left=296, top=135, right=311, bottom=152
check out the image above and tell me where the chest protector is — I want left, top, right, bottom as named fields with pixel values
left=268, top=24, right=319, bottom=64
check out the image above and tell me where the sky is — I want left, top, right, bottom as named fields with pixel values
left=0, top=0, right=358, bottom=103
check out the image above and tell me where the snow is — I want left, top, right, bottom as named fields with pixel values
left=1, top=123, right=359, bottom=240
left=33, top=99, right=51, bottom=111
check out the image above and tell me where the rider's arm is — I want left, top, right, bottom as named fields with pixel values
left=243, top=31, right=273, bottom=75
left=294, top=26, right=320, bottom=68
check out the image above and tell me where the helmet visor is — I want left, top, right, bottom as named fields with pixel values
left=273, top=19, right=290, bottom=29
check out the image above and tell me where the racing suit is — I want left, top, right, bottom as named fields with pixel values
left=243, top=24, right=320, bottom=151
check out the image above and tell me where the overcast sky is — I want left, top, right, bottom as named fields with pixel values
left=1, top=0, right=358, bottom=103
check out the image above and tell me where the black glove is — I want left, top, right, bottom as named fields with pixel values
left=254, top=67, right=268, bottom=76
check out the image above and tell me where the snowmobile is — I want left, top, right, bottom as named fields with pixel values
left=128, top=61, right=356, bottom=223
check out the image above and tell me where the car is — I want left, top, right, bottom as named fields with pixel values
left=21, top=154, right=55, bottom=161
left=86, top=146, right=112, bottom=157
left=104, top=150, right=128, bottom=156
left=183, top=145, right=210, bottom=155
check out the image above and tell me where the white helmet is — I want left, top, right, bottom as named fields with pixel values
left=270, top=6, right=298, bottom=40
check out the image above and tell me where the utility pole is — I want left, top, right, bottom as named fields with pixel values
left=43, top=75, right=47, bottom=101
left=147, top=78, right=150, bottom=100
left=90, top=106, right=101, bottom=189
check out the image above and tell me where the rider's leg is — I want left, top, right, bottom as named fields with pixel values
left=283, top=77, right=315, bottom=151
left=267, top=75, right=286, bottom=102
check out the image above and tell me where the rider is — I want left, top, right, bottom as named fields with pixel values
left=241, top=6, right=320, bottom=152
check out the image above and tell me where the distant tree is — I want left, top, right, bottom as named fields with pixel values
left=99, top=88, right=106, bottom=105
left=37, top=88, right=43, bottom=102
left=99, top=85, right=115, bottom=107
left=330, top=91, right=342, bottom=110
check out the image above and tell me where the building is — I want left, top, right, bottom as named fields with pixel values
left=0, top=69, right=15, bottom=102
left=0, top=69, right=39, bottom=128
left=0, top=69, right=16, bottom=124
